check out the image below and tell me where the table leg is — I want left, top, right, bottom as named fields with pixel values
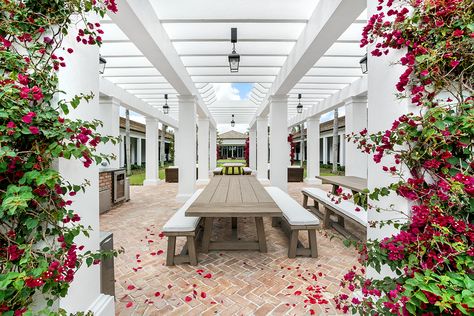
left=202, top=217, right=213, bottom=253
left=231, top=217, right=237, bottom=229
left=255, top=217, right=267, bottom=252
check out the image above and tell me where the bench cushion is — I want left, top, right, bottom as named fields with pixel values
left=265, top=187, right=320, bottom=226
left=302, top=188, right=367, bottom=226
left=163, top=189, right=203, bottom=232
left=243, top=167, right=252, bottom=172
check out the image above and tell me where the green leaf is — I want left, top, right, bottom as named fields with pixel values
left=414, top=290, right=429, bottom=303
left=25, top=218, right=39, bottom=230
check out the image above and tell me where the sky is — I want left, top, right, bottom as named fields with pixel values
left=214, top=83, right=252, bottom=134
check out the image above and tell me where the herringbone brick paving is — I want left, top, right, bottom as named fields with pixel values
left=100, top=180, right=360, bottom=316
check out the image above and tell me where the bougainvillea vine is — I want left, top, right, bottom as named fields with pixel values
left=0, top=0, right=120, bottom=314
left=335, top=0, right=473, bottom=315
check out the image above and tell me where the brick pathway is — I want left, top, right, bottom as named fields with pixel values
left=100, top=180, right=359, bottom=315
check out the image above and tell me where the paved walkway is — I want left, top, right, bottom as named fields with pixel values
left=100, top=180, right=358, bottom=315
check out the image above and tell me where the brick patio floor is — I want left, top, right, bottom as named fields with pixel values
left=100, top=179, right=359, bottom=315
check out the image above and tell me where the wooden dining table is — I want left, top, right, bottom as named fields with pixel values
left=316, top=175, right=368, bottom=206
left=186, top=175, right=281, bottom=253
left=316, top=175, right=367, bottom=193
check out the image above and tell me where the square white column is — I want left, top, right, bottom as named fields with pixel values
left=136, top=138, right=142, bottom=166
left=344, top=96, right=368, bottom=177
left=98, top=97, right=120, bottom=168
left=339, top=134, right=345, bottom=167
left=160, top=124, right=167, bottom=167
left=176, top=95, right=196, bottom=201
left=209, top=126, right=217, bottom=170
left=173, top=128, right=179, bottom=166
left=300, top=123, right=305, bottom=167
left=367, top=0, right=416, bottom=277
left=249, top=127, right=257, bottom=170
left=119, top=135, right=124, bottom=168
left=197, top=118, right=210, bottom=184
left=269, top=95, right=288, bottom=192
left=322, top=137, right=328, bottom=164
left=144, top=118, right=160, bottom=186
left=256, top=116, right=269, bottom=182
left=305, top=116, right=322, bottom=184
left=58, top=20, right=114, bottom=314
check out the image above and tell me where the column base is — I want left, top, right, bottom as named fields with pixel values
left=257, top=178, right=270, bottom=185
left=304, top=178, right=323, bottom=185
left=176, top=193, right=193, bottom=203
left=88, top=294, right=115, bottom=316
left=143, top=179, right=162, bottom=186
left=196, top=178, right=210, bottom=185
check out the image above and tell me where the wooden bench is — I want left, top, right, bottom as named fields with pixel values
left=302, top=187, right=367, bottom=240
left=162, top=189, right=203, bottom=266
left=213, top=167, right=223, bottom=175
left=265, top=187, right=320, bottom=258
left=242, top=167, right=252, bottom=175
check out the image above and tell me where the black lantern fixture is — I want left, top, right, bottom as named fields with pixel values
left=163, top=94, right=170, bottom=115
left=297, top=93, right=303, bottom=114
left=99, top=55, right=107, bottom=74
left=359, top=53, right=368, bottom=74
left=228, top=28, right=240, bottom=73
left=230, top=114, right=235, bottom=127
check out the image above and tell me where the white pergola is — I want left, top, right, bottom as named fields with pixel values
left=61, top=1, right=412, bottom=312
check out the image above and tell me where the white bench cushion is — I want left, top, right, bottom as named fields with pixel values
left=163, top=189, right=203, bottom=232
left=214, top=167, right=223, bottom=171
left=243, top=167, right=252, bottom=172
left=265, top=187, right=320, bottom=226
left=302, top=188, right=367, bottom=226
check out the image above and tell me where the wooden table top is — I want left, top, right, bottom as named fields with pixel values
left=222, top=162, right=244, bottom=167
left=315, top=175, right=368, bottom=193
left=186, top=176, right=282, bottom=217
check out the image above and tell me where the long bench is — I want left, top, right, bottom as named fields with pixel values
left=162, top=189, right=203, bottom=266
left=242, top=167, right=252, bottom=175
left=213, top=167, right=223, bottom=175
left=302, top=187, right=367, bottom=240
left=265, top=187, right=320, bottom=258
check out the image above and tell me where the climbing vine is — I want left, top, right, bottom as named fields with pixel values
left=0, top=0, right=119, bottom=314
left=335, top=0, right=473, bottom=315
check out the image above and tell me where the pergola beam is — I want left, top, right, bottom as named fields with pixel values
left=250, top=0, right=366, bottom=126
left=288, top=76, right=367, bottom=127
left=99, top=78, right=178, bottom=128
left=110, top=0, right=216, bottom=127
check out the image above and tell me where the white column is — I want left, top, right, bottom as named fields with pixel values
left=256, top=116, right=269, bottom=182
left=177, top=95, right=196, bottom=201
left=98, top=97, right=120, bottom=168
left=160, top=124, right=167, bottom=167
left=367, top=0, right=415, bottom=276
left=300, top=123, right=305, bottom=167
left=197, top=118, right=210, bottom=184
left=209, top=126, right=217, bottom=170
left=322, top=137, right=328, bottom=164
left=269, top=96, right=288, bottom=192
left=249, top=127, right=257, bottom=170
left=119, top=135, right=124, bottom=168
left=57, top=20, right=114, bottom=315
left=173, top=128, right=179, bottom=166
left=339, top=133, right=345, bottom=167
left=305, top=116, right=322, bottom=184
left=143, top=118, right=160, bottom=186
left=136, top=137, right=142, bottom=166
left=344, top=96, right=368, bottom=177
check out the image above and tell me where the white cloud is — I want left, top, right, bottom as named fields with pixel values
left=213, top=83, right=241, bottom=101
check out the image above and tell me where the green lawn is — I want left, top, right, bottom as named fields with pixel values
left=128, top=160, right=343, bottom=185
left=128, top=165, right=168, bottom=186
